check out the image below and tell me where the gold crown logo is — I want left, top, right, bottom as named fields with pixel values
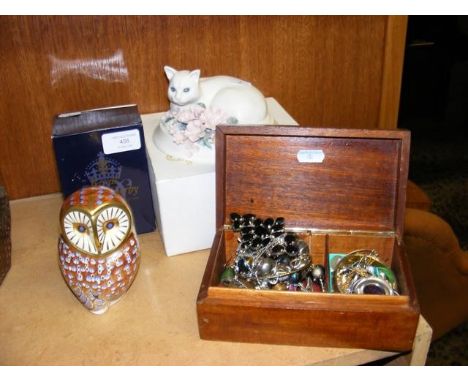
left=85, top=152, right=122, bottom=185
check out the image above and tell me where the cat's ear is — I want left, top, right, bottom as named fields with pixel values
left=189, top=69, right=201, bottom=81
left=164, top=66, right=177, bottom=81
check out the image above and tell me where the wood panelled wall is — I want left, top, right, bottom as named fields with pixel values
left=0, top=16, right=407, bottom=199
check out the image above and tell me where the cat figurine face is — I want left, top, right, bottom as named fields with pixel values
left=164, top=66, right=201, bottom=110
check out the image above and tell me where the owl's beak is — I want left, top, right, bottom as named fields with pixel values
left=95, top=238, right=102, bottom=255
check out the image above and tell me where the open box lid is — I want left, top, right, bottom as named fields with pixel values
left=216, top=126, right=410, bottom=240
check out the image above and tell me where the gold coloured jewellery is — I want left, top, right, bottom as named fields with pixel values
left=333, top=249, right=398, bottom=295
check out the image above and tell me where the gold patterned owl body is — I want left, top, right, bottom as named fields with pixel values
left=58, top=186, right=140, bottom=314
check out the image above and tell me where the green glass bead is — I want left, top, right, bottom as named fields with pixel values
left=373, top=265, right=397, bottom=284
left=220, top=267, right=235, bottom=285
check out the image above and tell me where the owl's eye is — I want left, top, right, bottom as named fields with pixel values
left=183, top=87, right=190, bottom=93
left=63, top=211, right=97, bottom=254
left=170, top=87, right=176, bottom=92
left=96, top=206, right=130, bottom=254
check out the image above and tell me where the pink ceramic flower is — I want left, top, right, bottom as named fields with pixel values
left=176, top=105, right=205, bottom=123
left=168, top=104, right=228, bottom=146
left=176, top=108, right=196, bottom=124
left=199, top=107, right=228, bottom=130
left=190, top=104, right=205, bottom=118
left=185, top=120, right=205, bottom=142
left=173, top=131, right=186, bottom=144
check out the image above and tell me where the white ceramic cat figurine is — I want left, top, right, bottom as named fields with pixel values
left=164, top=66, right=273, bottom=124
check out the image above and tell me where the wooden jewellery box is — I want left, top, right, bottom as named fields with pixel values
left=197, top=125, right=420, bottom=351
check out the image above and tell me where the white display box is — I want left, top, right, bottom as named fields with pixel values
left=142, top=98, right=298, bottom=256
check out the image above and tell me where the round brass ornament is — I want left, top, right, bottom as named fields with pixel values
left=333, top=249, right=398, bottom=295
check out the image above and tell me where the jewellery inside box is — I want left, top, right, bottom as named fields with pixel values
left=219, top=212, right=399, bottom=296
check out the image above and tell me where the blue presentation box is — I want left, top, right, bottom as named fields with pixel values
left=52, top=104, right=156, bottom=234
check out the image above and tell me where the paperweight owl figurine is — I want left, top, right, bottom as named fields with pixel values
left=58, top=186, right=141, bottom=314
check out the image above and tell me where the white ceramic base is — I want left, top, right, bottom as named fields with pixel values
left=142, top=98, right=298, bottom=256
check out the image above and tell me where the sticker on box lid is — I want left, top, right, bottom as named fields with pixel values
left=102, top=129, right=141, bottom=154
left=296, top=149, right=325, bottom=163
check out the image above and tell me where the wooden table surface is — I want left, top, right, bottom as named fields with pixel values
left=0, top=194, right=432, bottom=365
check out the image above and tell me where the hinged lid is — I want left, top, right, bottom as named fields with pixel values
left=216, top=126, right=410, bottom=239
